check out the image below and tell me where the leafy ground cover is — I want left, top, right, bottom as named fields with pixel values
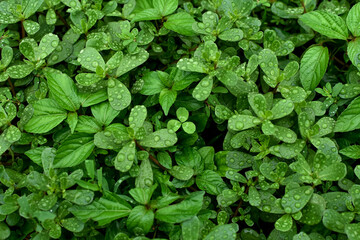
left=1, top=0, right=360, bottom=239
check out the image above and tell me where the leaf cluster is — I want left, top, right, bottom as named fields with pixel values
left=1, top=0, right=360, bottom=239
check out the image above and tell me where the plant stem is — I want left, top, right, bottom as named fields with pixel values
left=55, top=10, right=70, bottom=28
left=20, top=19, right=25, bottom=39
left=7, top=78, right=16, bottom=97
left=135, top=142, right=167, bottom=171
left=233, top=185, right=249, bottom=218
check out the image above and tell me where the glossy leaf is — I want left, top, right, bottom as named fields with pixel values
left=139, top=129, right=177, bottom=148
left=155, top=191, right=204, bottom=223
left=116, top=48, right=149, bottom=77
left=228, top=114, right=261, bottom=131
left=300, top=46, right=329, bottom=91
left=44, top=68, right=80, bottom=111
left=78, top=47, right=105, bottom=72
left=54, top=133, right=95, bottom=168
left=334, top=96, right=360, bottom=132
left=107, top=78, right=131, bottom=111
left=24, top=99, right=67, bottom=133
left=346, top=3, right=360, bottom=37
left=281, top=186, right=313, bottom=213
left=300, top=11, right=348, bottom=40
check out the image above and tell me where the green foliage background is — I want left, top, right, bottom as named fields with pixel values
left=1, top=0, right=360, bottom=239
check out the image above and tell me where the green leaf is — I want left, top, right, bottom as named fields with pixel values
left=340, top=145, right=360, bottom=159
left=318, top=162, right=346, bottom=181
left=322, top=209, right=347, bottom=233
left=300, top=46, right=329, bottom=91
left=64, top=190, right=94, bottom=205
left=279, top=86, right=307, bottom=103
left=299, top=194, right=326, bottom=225
left=164, top=12, right=196, bottom=36
left=271, top=2, right=303, bottom=19
left=192, top=76, right=213, bottom=101
left=248, top=93, right=267, bottom=118
left=218, top=29, right=243, bottom=42
left=300, top=10, right=348, bottom=40
left=4, top=125, right=21, bottom=143
left=126, top=205, right=154, bottom=235
left=62, top=218, right=85, bottom=233
left=79, top=89, right=108, bottom=107
left=78, top=47, right=105, bottom=72
left=48, top=41, right=74, bottom=66
left=91, top=101, right=120, bottom=126
left=0, top=222, right=10, bottom=240
left=262, top=122, right=297, bottom=143
left=275, top=214, right=293, bottom=232
left=181, top=216, right=200, bottom=240
left=153, top=0, right=178, bottom=16
left=62, top=0, right=81, bottom=9
left=270, top=99, right=294, bottom=120
left=46, top=9, right=57, bottom=25
left=106, top=51, right=123, bottom=70
left=0, top=46, right=13, bottom=69
left=219, top=0, right=254, bottom=19
left=270, top=140, right=306, bottom=159
left=54, top=133, right=95, bottom=168
left=133, top=8, right=162, bottom=22
left=260, top=161, right=287, bottom=183
left=39, top=194, right=57, bottom=211
left=281, top=186, right=313, bottom=213
left=66, top=112, right=78, bottom=134
left=114, top=141, right=136, bottom=172
left=0, top=203, right=19, bottom=215
left=258, top=49, right=279, bottom=88
left=339, top=84, right=360, bottom=99
left=289, top=155, right=312, bottom=176
left=196, top=170, right=227, bottom=195
left=139, top=129, right=177, bottom=148
left=140, top=71, right=166, bottom=95
left=69, top=197, right=131, bottom=226
left=346, top=3, right=360, bottom=37
left=182, top=122, right=196, bottom=134
left=6, top=64, right=34, bottom=79
left=108, top=78, right=132, bottom=111
left=228, top=114, right=261, bottom=131
left=157, top=151, right=173, bottom=169
left=23, top=20, right=40, bottom=35
left=24, top=99, right=67, bottom=133
left=159, top=88, right=177, bottom=115
left=176, top=107, right=189, bottom=122
left=334, top=96, right=360, bottom=132
left=155, top=191, right=204, bottom=223
left=226, top=151, right=254, bottom=170
left=249, top=186, right=261, bottom=206
left=0, top=2, right=21, bottom=24
left=38, top=33, right=59, bottom=59
left=204, top=223, right=238, bottom=240
left=313, top=117, right=335, bottom=137
left=129, top=105, right=147, bottom=133
left=215, top=105, right=233, bottom=120
left=23, top=0, right=44, bottom=18
left=116, top=48, right=149, bottom=77
left=75, top=73, right=103, bottom=86
left=177, top=58, right=209, bottom=73
left=25, top=147, right=47, bottom=166
left=136, top=158, right=153, bottom=188
left=293, top=232, right=310, bottom=240
left=347, top=38, right=360, bottom=71
left=169, top=165, right=194, bottom=180
left=44, top=68, right=80, bottom=111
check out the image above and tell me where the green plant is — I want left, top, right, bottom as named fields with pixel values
left=1, top=0, right=360, bottom=239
